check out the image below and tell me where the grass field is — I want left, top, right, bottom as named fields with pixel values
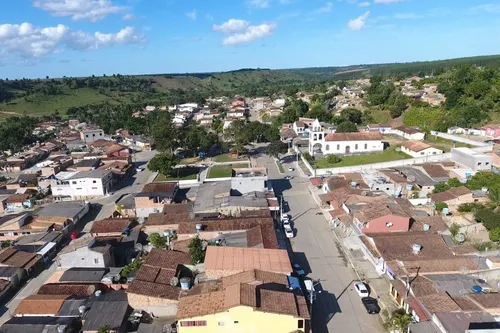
left=155, top=167, right=199, bottom=181
left=315, top=147, right=410, bottom=169
left=208, top=163, right=249, bottom=178
left=425, top=134, right=472, bottom=152
left=212, top=153, right=247, bottom=163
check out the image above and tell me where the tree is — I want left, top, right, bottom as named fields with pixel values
left=475, top=209, right=500, bottom=230
left=148, top=233, right=167, bottom=249
left=432, top=182, right=450, bottom=194
left=389, top=309, right=413, bottom=332
left=98, top=325, right=111, bottom=333
left=489, top=227, right=500, bottom=242
left=267, top=140, right=288, bottom=158
left=336, top=121, right=358, bottom=133
left=188, top=237, right=204, bottom=264
left=435, top=202, right=448, bottom=212
left=326, top=154, right=342, bottom=164
left=148, top=154, right=179, bottom=176
left=449, top=223, right=460, bottom=237
left=150, top=112, right=178, bottom=153
left=467, top=172, right=500, bottom=190
left=447, top=177, right=462, bottom=188
left=224, top=120, right=251, bottom=156
left=341, top=108, right=363, bottom=124
left=488, top=186, right=500, bottom=213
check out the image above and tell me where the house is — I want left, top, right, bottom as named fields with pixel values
left=80, top=127, right=105, bottom=143
left=135, top=182, right=178, bottom=219
left=13, top=294, right=70, bottom=317
left=81, top=290, right=130, bottom=333
left=400, top=141, right=443, bottom=158
left=481, top=124, right=500, bottom=137
left=6, top=174, right=38, bottom=190
left=0, top=160, right=26, bottom=173
left=353, top=204, right=410, bottom=233
left=56, top=234, right=115, bottom=268
left=309, top=131, right=384, bottom=155
left=176, top=281, right=309, bottom=333
left=366, top=124, right=392, bottom=133
left=50, top=170, right=114, bottom=200
left=0, top=213, right=49, bottom=242
left=451, top=147, right=492, bottom=171
left=143, top=203, right=191, bottom=233
left=123, top=135, right=154, bottom=151
left=33, top=201, right=89, bottom=234
left=70, top=158, right=101, bottom=171
left=293, top=120, right=306, bottom=134
left=105, top=144, right=132, bottom=160
left=430, top=186, right=473, bottom=208
left=0, top=247, right=43, bottom=276
left=5, top=192, right=35, bottom=211
left=231, top=167, right=268, bottom=194
left=447, top=126, right=466, bottom=135
left=393, top=126, right=426, bottom=141
left=204, top=246, right=292, bottom=279
left=489, top=151, right=500, bottom=167
left=126, top=249, right=191, bottom=317
left=89, top=218, right=131, bottom=237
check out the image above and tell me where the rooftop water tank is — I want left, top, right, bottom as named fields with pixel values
left=78, top=305, right=86, bottom=315
left=423, top=224, right=430, bottom=231
left=442, top=208, right=449, bottom=215
left=351, top=181, right=357, bottom=187
left=472, top=285, right=483, bottom=294
left=195, top=224, right=203, bottom=231
left=412, top=244, right=422, bottom=253
left=180, top=277, right=191, bottom=290
left=94, top=290, right=102, bottom=297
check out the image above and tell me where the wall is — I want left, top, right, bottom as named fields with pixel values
left=401, top=146, right=442, bottom=158
left=177, top=305, right=306, bottom=333
left=451, top=148, right=493, bottom=171
left=56, top=247, right=110, bottom=268
left=203, top=177, right=232, bottom=183
left=430, top=131, right=490, bottom=147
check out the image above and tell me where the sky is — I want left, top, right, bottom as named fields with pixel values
left=1, top=0, right=500, bottom=78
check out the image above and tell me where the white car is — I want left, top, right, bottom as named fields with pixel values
left=283, top=220, right=291, bottom=229
left=284, top=226, right=294, bottom=238
left=288, top=167, right=294, bottom=172
left=354, top=282, right=369, bottom=297
left=136, top=167, right=144, bottom=172
left=281, top=214, right=290, bottom=221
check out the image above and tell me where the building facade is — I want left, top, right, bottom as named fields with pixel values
left=309, top=131, right=384, bottom=156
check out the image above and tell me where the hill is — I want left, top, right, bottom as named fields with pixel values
left=1, top=54, right=500, bottom=119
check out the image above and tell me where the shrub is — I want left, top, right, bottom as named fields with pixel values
left=458, top=202, right=485, bottom=213
left=188, top=237, right=205, bottom=265
left=435, top=202, right=448, bottom=212
left=449, top=223, right=460, bottom=237
left=326, top=154, right=342, bottom=164
left=489, top=228, right=500, bottom=242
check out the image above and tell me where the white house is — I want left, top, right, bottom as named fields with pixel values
left=447, top=126, right=466, bottom=135
left=309, top=130, right=384, bottom=155
left=80, top=127, right=104, bottom=143
left=50, top=170, right=114, bottom=200
left=392, top=126, right=425, bottom=141
left=172, top=114, right=186, bottom=126
left=400, top=141, right=443, bottom=158
left=366, top=124, right=392, bottom=133
left=274, top=98, right=286, bottom=107
left=293, top=120, right=306, bottom=134
left=178, top=103, right=199, bottom=112
left=227, top=110, right=245, bottom=118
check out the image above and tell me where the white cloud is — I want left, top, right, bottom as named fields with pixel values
left=315, top=2, right=333, bottom=13
left=471, top=4, right=500, bottom=13
left=213, top=19, right=276, bottom=45
left=0, top=22, right=144, bottom=59
left=33, top=0, right=124, bottom=22
left=186, top=10, right=197, bottom=20
left=122, top=13, right=135, bottom=20
left=358, top=2, right=370, bottom=7
left=348, top=11, right=370, bottom=30
left=247, top=0, right=269, bottom=8
left=374, top=0, right=405, bottom=3
left=394, top=12, right=423, bottom=19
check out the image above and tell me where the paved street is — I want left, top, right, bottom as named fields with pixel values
left=255, top=154, right=384, bottom=333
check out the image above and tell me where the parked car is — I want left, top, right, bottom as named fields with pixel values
left=70, top=231, right=80, bottom=240
left=288, top=167, right=294, bottom=172
left=281, top=214, right=290, bottom=221
left=284, top=175, right=293, bottom=180
left=361, top=297, right=380, bottom=314
left=354, top=282, right=369, bottom=297
left=293, top=263, right=305, bottom=276
left=284, top=226, right=294, bottom=238
left=283, top=220, right=291, bottom=229
left=136, top=167, right=144, bottom=172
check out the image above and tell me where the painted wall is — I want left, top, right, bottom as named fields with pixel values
left=56, top=246, right=113, bottom=268
left=177, top=305, right=306, bottom=333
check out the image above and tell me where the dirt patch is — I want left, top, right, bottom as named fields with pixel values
left=0, top=111, right=20, bottom=115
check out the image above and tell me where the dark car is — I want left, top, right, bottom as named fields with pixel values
left=361, top=297, right=380, bottom=314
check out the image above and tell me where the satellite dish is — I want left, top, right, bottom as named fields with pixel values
left=455, top=233, right=465, bottom=243
left=170, top=277, right=179, bottom=287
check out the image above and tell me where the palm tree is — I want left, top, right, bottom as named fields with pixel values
left=391, top=310, right=413, bottom=332
left=488, top=186, right=500, bottom=213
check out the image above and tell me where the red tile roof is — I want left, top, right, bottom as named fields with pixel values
left=324, top=132, right=382, bottom=142
left=89, top=218, right=131, bottom=234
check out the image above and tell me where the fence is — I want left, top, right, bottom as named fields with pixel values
left=430, top=131, right=491, bottom=147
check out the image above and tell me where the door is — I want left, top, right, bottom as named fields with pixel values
left=345, top=146, right=350, bottom=153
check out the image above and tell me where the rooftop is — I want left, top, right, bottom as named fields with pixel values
left=59, top=268, right=109, bottom=282
left=146, top=203, right=193, bottom=226
left=138, top=182, right=178, bottom=197
left=400, top=140, right=432, bottom=152
left=69, top=169, right=111, bottom=180
left=89, top=218, right=131, bottom=234
left=71, top=158, right=101, bottom=168
left=431, top=186, right=472, bottom=203
left=14, top=295, right=69, bottom=316
left=204, top=246, right=292, bottom=274
left=81, top=291, right=129, bottom=332
left=395, top=126, right=424, bottom=134
left=36, top=201, right=87, bottom=219
left=37, top=283, right=101, bottom=296
left=324, top=132, right=383, bottom=142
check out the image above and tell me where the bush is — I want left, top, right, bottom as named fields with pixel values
left=435, top=202, right=448, bottom=212
left=326, top=154, right=342, bottom=164
left=188, top=237, right=205, bottom=265
left=489, top=228, right=500, bottom=242
left=449, top=223, right=460, bottom=237
left=303, top=152, right=314, bottom=163
left=474, top=209, right=500, bottom=230
left=458, top=202, right=485, bottom=213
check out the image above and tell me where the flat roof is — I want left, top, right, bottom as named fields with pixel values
left=54, top=171, right=78, bottom=180
left=59, top=268, right=109, bottom=282
left=70, top=169, right=111, bottom=179
left=36, top=201, right=87, bottom=219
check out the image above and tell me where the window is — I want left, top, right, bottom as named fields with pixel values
left=99, top=133, right=102, bottom=136
left=364, top=143, right=367, bottom=149
left=93, top=180, right=97, bottom=183
left=72, top=181, right=77, bottom=184
left=478, top=162, right=482, bottom=166
left=337, top=144, right=340, bottom=150
left=180, top=321, right=207, bottom=327
left=234, top=321, right=239, bottom=324
left=218, top=322, right=225, bottom=326
left=92, top=187, right=98, bottom=190
left=486, top=162, right=490, bottom=165
left=325, top=144, right=330, bottom=151
left=94, top=259, right=99, bottom=264
left=386, top=187, right=390, bottom=191
left=421, top=152, right=424, bottom=155
left=86, top=134, right=89, bottom=138
left=298, top=320, right=304, bottom=329
left=355, top=144, right=358, bottom=150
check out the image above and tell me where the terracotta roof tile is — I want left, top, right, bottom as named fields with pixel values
left=127, top=279, right=181, bottom=300
left=451, top=296, right=481, bottom=311
left=400, top=140, right=431, bottom=152
left=418, top=294, right=461, bottom=313
left=356, top=204, right=409, bottom=222
left=395, top=126, right=424, bottom=135
left=146, top=203, right=192, bottom=226
left=221, top=269, right=288, bottom=289
left=14, top=294, right=69, bottom=315
left=142, top=182, right=178, bottom=194
left=134, top=265, right=160, bottom=283
left=324, top=132, right=382, bottom=142
left=90, top=218, right=131, bottom=234
left=431, top=186, right=471, bottom=203
left=246, top=225, right=264, bottom=248
left=155, top=268, right=177, bottom=285
left=37, top=283, right=100, bottom=296
left=468, top=293, right=500, bottom=309
left=407, top=297, right=431, bottom=321
left=144, top=249, right=190, bottom=270
left=422, top=164, right=449, bottom=178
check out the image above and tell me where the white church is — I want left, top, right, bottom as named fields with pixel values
left=308, top=119, right=384, bottom=155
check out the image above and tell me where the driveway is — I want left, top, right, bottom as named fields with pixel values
left=256, top=154, right=384, bottom=333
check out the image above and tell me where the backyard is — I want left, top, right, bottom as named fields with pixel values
left=154, top=167, right=199, bottom=181
left=424, top=134, right=473, bottom=152
left=314, top=147, right=410, bottom=169
left=212, top=153, right=248, bottom=163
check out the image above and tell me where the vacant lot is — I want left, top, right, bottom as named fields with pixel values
left=424, top=134, right=472, bottom=152
left=155, top=167, right=199, bottom=181
left=212, top=153, right=248, bottom=163
left=208, top=164, right=249, bottom=178
left=315, top=147, right=410, bottom=168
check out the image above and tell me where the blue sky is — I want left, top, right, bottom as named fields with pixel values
left=0, top=0, right=499, bottom=78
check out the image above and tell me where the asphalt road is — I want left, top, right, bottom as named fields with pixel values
left=255, top=154, right=384, bottom=333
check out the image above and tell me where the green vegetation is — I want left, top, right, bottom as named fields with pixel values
left=154, top=167, right=199, bottom=181
left=336, top=121, right=358, bottom=133
left=213, top=153, right=240, bottom=163
left=188, top=237, right=205, bottom=265
left=148, top=233, right=167, bottom=249
left=267, top=141, right=288, bottom=158
left=435, top=202, right=449, bottom=212
left=458, top=202, right=485, bottom=213
left=315, top=147, right=409, bottom=168
left=366, top=75, right=408, bottom=118
left=207, top=165, right=235, bottom=178
left=121, top=258, right=143, bottom=278
left=275, top=160, right=285, bottom=173
left=424, top=134, right=472, bottom=152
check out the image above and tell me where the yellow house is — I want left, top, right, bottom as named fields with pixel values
left=177, top=282, right=309, bottom=333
